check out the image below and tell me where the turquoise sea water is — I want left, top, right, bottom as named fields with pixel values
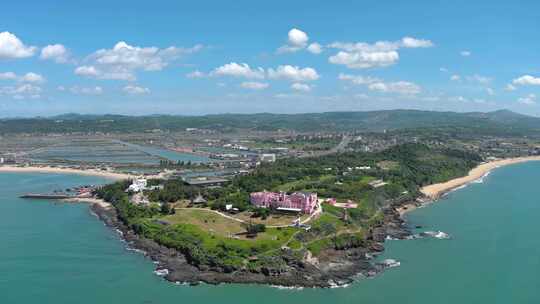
left=2, top=162, right=540, bottom=303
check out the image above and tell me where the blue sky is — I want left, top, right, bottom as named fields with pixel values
left=1, top=0, right=540, bottom=117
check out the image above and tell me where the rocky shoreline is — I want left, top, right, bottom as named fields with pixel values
left=90, top=202, right=413, bottom=288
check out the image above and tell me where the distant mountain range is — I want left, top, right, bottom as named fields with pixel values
left=1, top=110, right=539, bottom=136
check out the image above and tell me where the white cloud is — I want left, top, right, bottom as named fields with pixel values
left=274, top=93, right=303, bottom=99
left=439, top=67, right=448, bottom=72
left=450, top=74, right=461, bottom=81
left=75, top=41, right=202, bottom=81
left=450, top=74, right=492, bottom=88
left=354, top=93, right=369, bottom=99
left=0, top=83, right=42, bottom=99
left=466, top=74, right=491, bottom=85
left=277, top=45, right=301, bottom=54
left=20, top=72, right=45, bottom=83
left=518, top=94, right=536, bottom=105
left=0, top=72, right=45, bottom=83
left=123, top=85, right=150, bottom=95
left=422, top=96, right=441, bottom=102
left=460, top=50, right=471, bottom=57
left=329, top=50, right=399, bottom=69
left=401, top=37, right=434, bottom=48
left=74, top=65, right=135, bottom=81
left=505, top=84, right=517, bottom=91
left=486, top=88, right=495, bottom=96
left=40, top=44, right=69, bottom=63
left=97, top=70, right=135, bottom=81
left=368, top=81, right=421, bottom=95
left=329, top=41, right=397, bottom=52
left=13, top=84, right=41, bottom=94
left=512, top=75, right=540, bottom=86
left=240, top=81, right=269, bottom=90
left=277, top=28, right=323, bottom=54
left=339, top=72, right=420, bottom=95
left=69, top=86, right=103, bottom=95
left=291, top=83, right=312, bottom=92
left=93, top=41, right=201, bottom=71
left=338, top=73, right=380, bottom=85
left=0, top=32, right=37, bottom=59
left=212, top=62, right=265, bottom=79
left=288, top=28, right=309, bottom=47
left=186, top=70, right=206, bottom=78
left=74, top=65, right=100, bottom=77
left=450, top=96, right=469, bottom=103
left=267, top=65, right=319, bottom=82
left=0, top=72, right=17, bottom=80
left=307, top=43, right=323, bottom=54
left=277, top=28, right=309, bottom=53
left=328, top=36, right=432, bottom=69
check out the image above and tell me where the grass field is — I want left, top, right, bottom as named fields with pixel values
left=162, top=209, right=245, bottom=236
left=161, top=208, right=300, bottom=244
left=234, top=212, right=308, bottom=226
left=159, top=202, right=363, bottom=260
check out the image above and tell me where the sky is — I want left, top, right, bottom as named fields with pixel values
left=1, top=0, right=540, bottom=117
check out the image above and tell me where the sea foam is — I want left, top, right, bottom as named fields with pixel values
left=380, top=259, right=401, bottom=268
left=422, top=231, right=451, bottom=239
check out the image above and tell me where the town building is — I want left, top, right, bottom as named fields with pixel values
left=260, top=153, right=276, bottom=163
left=184, top=177, right=229, bottom=188
left=250, top=191, right=318, bottom=214
left=127, top=178, right=147, bottom=192
left=325, top=198, right=358, bottom=209
left=368, top=179, right=388, bottom=188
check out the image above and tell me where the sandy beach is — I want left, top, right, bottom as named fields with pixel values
left=395, top=156, right=540, bottom=217
left=420, top=156, right=540, bottom=199
left=0, top=165, right=134, bottom=180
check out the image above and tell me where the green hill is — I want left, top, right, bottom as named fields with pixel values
left=1, top=109, right=539, bottom=135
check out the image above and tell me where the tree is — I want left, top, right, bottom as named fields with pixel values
left=252, top=207, right=270, bottom=220
left=243, top=222, right=266, bottom=237
left=160, top=202, right=172, bottom=215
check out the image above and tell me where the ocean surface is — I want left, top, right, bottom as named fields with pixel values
left=2, top=162, right=540, bottom=303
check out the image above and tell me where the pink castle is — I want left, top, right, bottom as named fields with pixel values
left=250, top=191, right=318, bottom=214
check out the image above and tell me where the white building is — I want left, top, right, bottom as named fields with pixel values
left=127, top=179, right=147, bottom=192
left=355, top=166, right=371, bottom=170
left=260, top=153, right=276, bottom=163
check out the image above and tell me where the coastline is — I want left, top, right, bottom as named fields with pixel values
left=62, top=197, right=113, bottom=209
left=420, top=156, right=540, bottom=200
left=0, top=166, right=412, bottom=288
left=88, top=201, right=408, bottom=288
left=10, top=155, right=540, bottom=288
left=0, top=165, right=134, bottom=180
left=397, top=156, right=540, bottom=216
left=17, top=188, right=403, bottom=288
